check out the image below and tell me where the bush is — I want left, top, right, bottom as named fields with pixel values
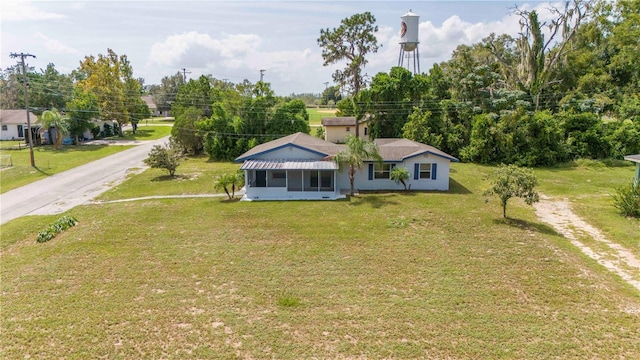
left=144, top=139, right=182, bottom=176
left=612, top=180, right=640, bottom=217
left=36, top=216, right=78, bottom=243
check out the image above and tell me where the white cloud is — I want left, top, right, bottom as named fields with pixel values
left=146, top=31, right=323, bottom=86
left=148, top=32, right=263, bottom=67
left=371, top=1, right=564, bottom=74
left=1, top=0, right=66, bottom=21
left=34, top=32, right=79, bottom=55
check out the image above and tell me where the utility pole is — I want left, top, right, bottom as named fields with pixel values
left=180, top=68, right=191, bottom=82
left=323, top=82, right=330, bottom=106
left=10, top=52, right=36, bottom=167
left=259, top=69, right=266, bottom=82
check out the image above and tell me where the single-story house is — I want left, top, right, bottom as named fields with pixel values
left=235, top=132, right=458, bottom=201
left=0, top=109, right=39, bottom=141
left=321, top=116, right=370, bottom=143
left=142, top=95, right=169, bottom=117
left=624, top=154, right=640, bottom=183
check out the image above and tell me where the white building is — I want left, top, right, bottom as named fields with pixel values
left=235, top=132, right=458, bottom=201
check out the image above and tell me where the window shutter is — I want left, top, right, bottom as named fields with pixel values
left=368, top=163, right=373, bottom=180
left=414, top=163, right=419, bottom=180
left=432, top=163, right=438, bottom=180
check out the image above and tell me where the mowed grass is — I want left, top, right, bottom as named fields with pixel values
left=0, top=144, right=132, bottom=193
left=97, top=156, right=240, bottom=200
left=534, top=160, right=639, bottom=254
left=0, top=126, right=171, bottom=193
left=109, top=124, right=173, bottom=140
left=2, top=162, right=640, bottom=358
left=307, top=107, right=337, bottom=127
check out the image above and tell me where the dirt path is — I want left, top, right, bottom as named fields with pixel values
left=534, top=194, right=640, bottom=292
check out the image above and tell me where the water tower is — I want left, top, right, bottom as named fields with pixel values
left=398, top=10, right=420, bottom=74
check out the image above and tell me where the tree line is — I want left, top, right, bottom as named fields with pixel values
left=330, top=0, right=639, bottom=165
left=1, top=48, right=150, bottom=140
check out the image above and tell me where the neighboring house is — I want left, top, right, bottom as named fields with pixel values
left=235, top=132, right=458, bottom=201
left=321, top=116, right=370, bottom=143
left=624, top=154, right=640, bottom=183
left=142, top=95, right=169, bottom=117
left=0, top=109, right=39, bottom=141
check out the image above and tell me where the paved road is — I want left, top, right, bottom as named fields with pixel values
left=0, top=136, right=170, bottom=225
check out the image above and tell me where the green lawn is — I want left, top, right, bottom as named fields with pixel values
left=534, top=160, right=639, bottom=252
left=110, top=124, right=173, bottom=140
left=139, top=117, right=175, bottom=125
left=0, top=126, right=171, bottom=193
left=307, top=107, right=337, bottom=127
left=2, top=162, right=639, bottom=358
left=0, top=144, right=132, bottom=193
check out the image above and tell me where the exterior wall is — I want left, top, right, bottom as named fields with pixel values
left=0, top=124, right=25, bottom=140
left=324, top=123, right=370, bottom=143
left=243, top=187, right=342, bottom=201
left=251, top=145, right=327, bottom=160
left=337, top=153, right=452, bottom=191
left=242, top=169, right=342, bottom=201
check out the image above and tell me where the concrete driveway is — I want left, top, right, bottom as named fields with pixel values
left=0, top=136, right=170, bottom=225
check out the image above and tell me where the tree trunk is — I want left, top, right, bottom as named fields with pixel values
left=349, top=166, right=355, bottom=196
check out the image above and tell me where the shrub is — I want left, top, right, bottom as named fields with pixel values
left=36, top=216, right=78, bottom=243
left=612, top=180, right=640, bottom=217
left=144, top=139, right=182, bottom=176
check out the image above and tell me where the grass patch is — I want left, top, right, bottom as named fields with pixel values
left=307, top=107, right=336, bottom=126
left=0, top=144, right=132, bottom=193
left=2, top=162, right=639, bottom=358
left=96, top=156, right=240, bottom=200
left=140, top=117, right=175, bottom=125
left=107, top=124, right=172, bottom=141
left=535, top=161, right=639, bottom=254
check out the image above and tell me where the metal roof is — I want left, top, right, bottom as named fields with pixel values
left=240, top=159, right=338, bottom=170
left=624, top=155, right=640, bottom=163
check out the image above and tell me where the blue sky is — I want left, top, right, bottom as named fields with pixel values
left=1, top=1, right=554, bottom=95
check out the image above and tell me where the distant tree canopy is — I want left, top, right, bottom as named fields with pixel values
left=170, top=77, right=312, bottom=161
left=336, top=0, right=640, bottom=166
left=77, top=49, right=149, bottom=136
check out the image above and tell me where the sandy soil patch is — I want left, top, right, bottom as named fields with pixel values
left=534, top=194, right=640, bottom=292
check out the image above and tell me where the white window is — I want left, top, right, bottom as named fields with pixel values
left=1, top=125, right=7, bottom=131
left=419, top=163, right=432, bottom=179
left=374, top=163, right=392, bottom=179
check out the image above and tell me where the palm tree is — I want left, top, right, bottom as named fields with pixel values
left=39, top=109, right=70, bottom=150
left=390, top=167, right=410, bottom=190
left=334, top=135, right=382, bottom=196
left=214, top=172, right=245, bottom=199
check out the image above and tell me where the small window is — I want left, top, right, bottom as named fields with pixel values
left=272, top=171, right=286, bottom=179
left=419, top=163, right=432, bottom=179
left=346, top=127, right=350, bottom=132
left=374, top=163, right=392, bottom=179
left=1, top=125, right=7, bottom=131
left=364, top=127, right=368, bottom=136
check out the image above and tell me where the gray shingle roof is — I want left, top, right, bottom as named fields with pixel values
left=321, top=117, right=356, bottom=126
left=236, top=132, right=344, bottom=161
left=235, top=132, right=458, bottom=163
left=0, top=110, right=38, bottom=125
